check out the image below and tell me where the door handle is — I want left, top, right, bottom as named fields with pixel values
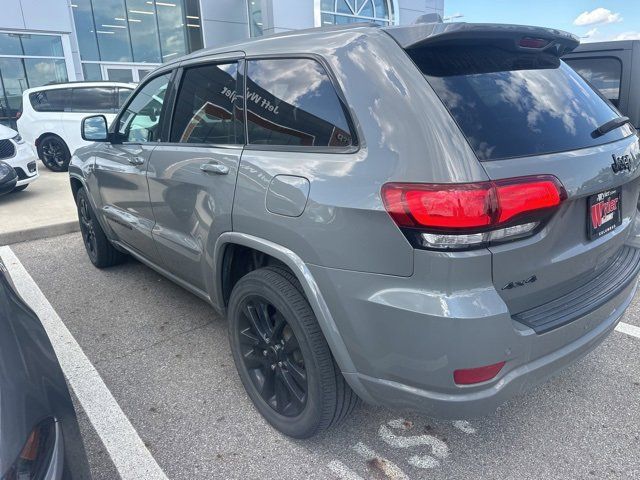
left=129, top=156, right=145, bottom=166
left=200, top=163, right=229, bottom=175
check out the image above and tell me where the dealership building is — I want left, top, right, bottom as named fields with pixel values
left=0, top=0, right=443, bottom=127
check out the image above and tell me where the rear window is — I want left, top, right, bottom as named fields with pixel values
left=29, top=88, right=71, bottom=112
left=564, top=56, right=622, bottom=107
left=410, top=46, right=634, bottom=161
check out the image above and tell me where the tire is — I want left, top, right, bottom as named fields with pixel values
left=75, top=187, right=126, bottom=268
left=228, top=266, right=359, bottom=438
left=38, top=135, right=71, bottom=172
left=12, top=184, right=28, bottom=192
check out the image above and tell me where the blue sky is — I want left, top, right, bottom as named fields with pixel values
left=443, top=1, right=640, bottom=42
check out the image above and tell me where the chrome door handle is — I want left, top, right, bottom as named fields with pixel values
left=129, top=156, right=144, bottom=166
left=200, top=163, right=229, bottom=175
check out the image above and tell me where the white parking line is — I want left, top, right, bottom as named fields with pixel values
left=0, top=246, right=168, bottom=480
left=616, top=321, right=640, bottom=339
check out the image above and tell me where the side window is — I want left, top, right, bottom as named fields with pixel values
left=245, top=58, right=354, bottom=148
left=565, top=57, right=622, bottom=107
left=170, top=62, right=242, bottom=145
left=71, top=87, right=116, bottom=113
left=117, top=88, right=133, bottom=109
left=29, top=89, right=71, bottom=112
left=117, top=73, right=171, bottom=143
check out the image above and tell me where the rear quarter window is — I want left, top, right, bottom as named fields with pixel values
left=410, top=46, right=633, bottom=161
left=29, top=88, right=71, bottom=112
left=245, top=58, right=355, bottom=148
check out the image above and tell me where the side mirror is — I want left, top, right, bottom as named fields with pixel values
left=81, top=115, right=109, bottom=142
left=0, top=161, right=18, bottom=196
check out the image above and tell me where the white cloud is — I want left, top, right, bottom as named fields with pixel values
left=584, top=27, right=599, bottom=38
left=614, top=31, right=640, bottom=40
left=574, top=7, right=622, bottom=26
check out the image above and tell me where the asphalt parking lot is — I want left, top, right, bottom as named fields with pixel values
left=5, top=232, right=640, bottom=479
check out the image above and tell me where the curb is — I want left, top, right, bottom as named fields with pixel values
left=0, top=220, right=80, bottom=246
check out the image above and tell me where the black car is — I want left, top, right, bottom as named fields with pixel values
left=0, top=259, right=91, bottom=479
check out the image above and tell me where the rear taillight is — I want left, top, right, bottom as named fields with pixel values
left=2, top=418, right=57, bottom=480
left=382, top=175, right=566, bottom=250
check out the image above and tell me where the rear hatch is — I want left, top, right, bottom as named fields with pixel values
left=387, top=23, right=640, bottom=328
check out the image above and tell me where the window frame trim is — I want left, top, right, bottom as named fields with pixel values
left=164, top=57, right=246, bottom=148
left=242, top=53, right=361, bottom=154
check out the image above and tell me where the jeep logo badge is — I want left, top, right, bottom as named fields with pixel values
left=611, top=153, right=633, bottom=173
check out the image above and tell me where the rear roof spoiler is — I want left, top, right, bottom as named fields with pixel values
left=383, top=22, right=580, bottom=57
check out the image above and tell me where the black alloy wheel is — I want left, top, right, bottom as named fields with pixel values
left=238, top=295, right=308, bottom=417
left=77, top=192, right=98, bottom=263
left=39, top=136, right=70, bottom=172
left=75, top=187, right=126, bottom=268
left=228, top=267, right=360, bottom=438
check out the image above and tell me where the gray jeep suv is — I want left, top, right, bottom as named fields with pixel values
left=69, top=21, right=640, bottom=438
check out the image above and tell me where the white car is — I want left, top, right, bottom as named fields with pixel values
left=18, top=82, right=136, bottom=172
left=0, top=124, right=38, bottom=192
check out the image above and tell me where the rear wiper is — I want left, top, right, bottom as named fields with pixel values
left=592, top=116, right=631, bottom=138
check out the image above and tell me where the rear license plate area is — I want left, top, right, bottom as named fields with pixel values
left=588, top=187, right=622, bottom=240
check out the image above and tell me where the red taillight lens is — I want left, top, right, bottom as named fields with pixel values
left=454, top=361, right=505, bottom=385
left=382, top=176, right=565, bottom=230
left=519, top=37, right=550, bottom=49
left=382, top=176, right=565, bottom=249
left=403, top=184, right=494, bottom=228
left=494, top=178, right=563, bottom=223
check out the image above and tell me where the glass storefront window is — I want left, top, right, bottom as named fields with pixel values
left=0, top=33, right=23, bottom=56
left=185, top=0, right=203, bottom=51
left=0, top=32, right=69, bottom=127
left=72, top=0, right=100, bottom=61
left=82, top=63, right=103, bottom=81
left=320, top=0, right=393, bottom=25
left=24, top=59, right=68, bottom=87
left=93, top=0, right=133, bottom=62
left=21, top=35, right=64, bottom=57
left=72, top=0, right=203, bottom=78
left=248, top=0, right=263, bottom=37
left=156, top=0, right=187, bottom=61
left=0, top=58, right=28, bottom=122
left=127, top=0, right=162, bottom=63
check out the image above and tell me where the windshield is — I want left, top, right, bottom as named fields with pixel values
left=410, top=46, right=634, bottom=161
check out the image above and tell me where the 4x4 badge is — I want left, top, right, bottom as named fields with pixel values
left=611, top=153, right=633, bottom=173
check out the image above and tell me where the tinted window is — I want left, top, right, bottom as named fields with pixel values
left=71, top=87, right=115, bottom=113
left=411, top=46, right=633, bottom=161
left=565, top=57, right=622, bottom=107
left=118, top=73, right=171, bottom=143
left=171, top=63, right=242, bottom=145
left=245, top=59, right=354, bottom=148
left=117, top=88, right=133, bottom=108
left=29, top=89, right=71, bottom=112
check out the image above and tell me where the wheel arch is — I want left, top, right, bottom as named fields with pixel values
left=35, top=132, right=68, bottom=152
left=213, top=232, right=374, bottom=403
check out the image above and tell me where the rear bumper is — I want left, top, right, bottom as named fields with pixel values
left=348, top=280, right=633, bottom=417
left=309, top=246, right=638, bottom=418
